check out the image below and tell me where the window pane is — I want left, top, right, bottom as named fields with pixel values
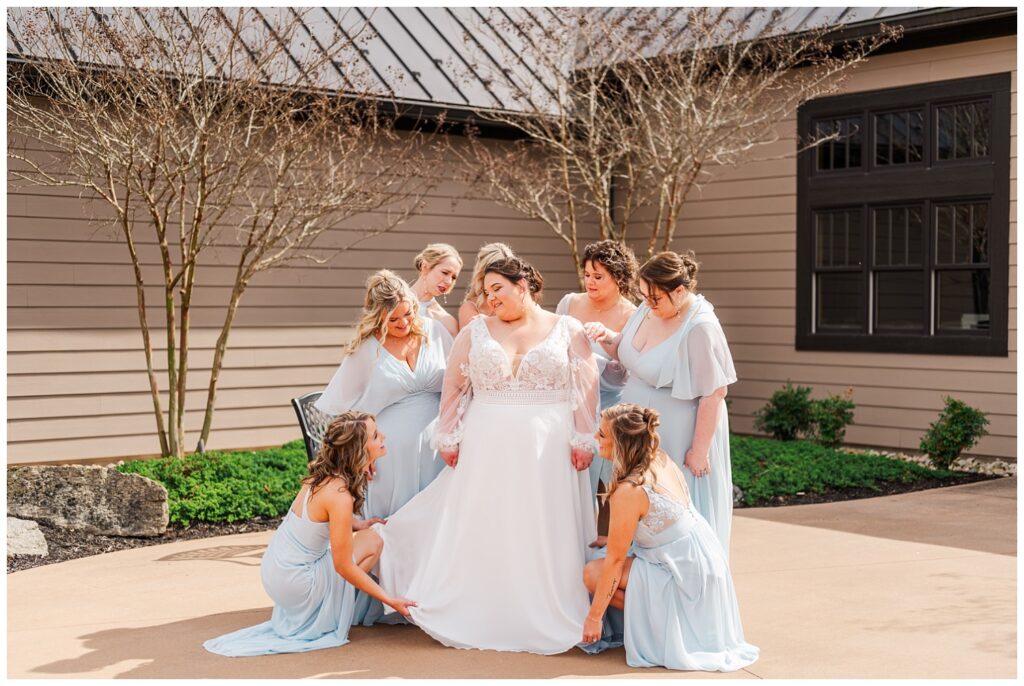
left=874, top=206, right=922, bottom=267
left=815, top=116, right=862, bottom=170
left=875, top=110, right=923, bottom=166
left=937, top=102, right=990, bottom=160
left=875, top=113, right=891, bottom=165
left=816, top=209, right=863, bottom=267
left=876, top=271, right=924, bottom=331
left=817, top=273, right=864, bottom=330
left=936, top=202, right=988, bottom=265
left=937, top=270, right=990, bottom=330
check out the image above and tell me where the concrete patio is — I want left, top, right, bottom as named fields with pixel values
left=7, top=478, right=1015, bottom=679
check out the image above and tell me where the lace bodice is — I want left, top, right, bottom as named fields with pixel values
left=432, top=315, right=599, bottom=452
left=465, top=315, right=573, bottom=391
left=638, top=483, right=692, bottom=536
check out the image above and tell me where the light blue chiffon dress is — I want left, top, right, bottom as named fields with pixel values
left=618, top=296, right=737, bottom=555
left=581, top=482, right=759, bottom=671
left=204, top=489, right=357, bottom=657
left=315, top=318, right=452, bottom=520
left=315, top=318, right=452, bottom=625
left=556, top=293, right=629, bottom=497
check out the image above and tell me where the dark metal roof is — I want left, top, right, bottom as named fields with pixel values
left=7, top=7, right=1014, bottom=115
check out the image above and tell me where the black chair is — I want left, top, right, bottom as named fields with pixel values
left=291, top=391, right=332, bottom=462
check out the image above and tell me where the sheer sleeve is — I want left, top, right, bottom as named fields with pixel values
left=555, top=292, right=573, bottom=315
left=431, top=325, right=474, bottom=451
left=566, top=317, right=600, bottom=452
left=314, top=340, right=375, bottom=415
left=685, top=321, right=737, bottom=398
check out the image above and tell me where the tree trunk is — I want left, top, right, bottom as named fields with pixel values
left=199, top=266, right=248, bottom=448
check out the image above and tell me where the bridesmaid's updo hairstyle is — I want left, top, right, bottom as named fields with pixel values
left=306, top=410, right=375, bottom=515
left=484, top=256, right=544, bottom=304
left=464, top=242, right=515, bottom=308
left=639, top=250, right=700, bottom=303
left=602, top=403, right=662, bottom=495
left=346, top=270, right=426, bottom=356
left=583, top=240, right=640, bottom=301
left=413, top=243, right=463, bottom=273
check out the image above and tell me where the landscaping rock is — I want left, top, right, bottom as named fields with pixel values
left=7, top=517, right=48, bottom=557
left=733, top=485, right=744, bottom=507
left=7, top=465, right=168, bottom=537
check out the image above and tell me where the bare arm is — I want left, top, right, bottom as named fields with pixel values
left=324, top=487, right=414, bottom=615
left=457, top=300, right=480, bottom=330
left=684, top=386, right=728, bottom=475
left=426, top=301, right=459, bottom=337
left=586, top=485, right=645, bottom=621
left=583, top=322, right=624, bottom=361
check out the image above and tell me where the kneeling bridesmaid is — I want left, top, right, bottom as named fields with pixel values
left=204, top=412, right=416, bottom=657
left=580, top=403, right=758, bottom=672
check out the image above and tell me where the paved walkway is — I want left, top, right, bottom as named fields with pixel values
left=8, top=479, right=1016, bottom=679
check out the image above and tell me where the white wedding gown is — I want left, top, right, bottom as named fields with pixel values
left=373, top=314, right=599, bottom=654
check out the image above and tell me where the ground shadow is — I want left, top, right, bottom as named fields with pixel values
left=157, top=544, right=266, bottom=566
left=29, top=612, right=686, bottom=679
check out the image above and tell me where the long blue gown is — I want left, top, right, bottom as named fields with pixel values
left=581, top=482, right=758, bottom=671
left=315, top=318, right=451, bottom=625
left=203, top=489, right=357, bottom=656
left=618, top=295, right=737, bottom=555
left=556, top=293, right=629, bottom=497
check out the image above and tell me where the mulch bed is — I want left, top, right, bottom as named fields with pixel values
left=7, top=472, right=1004, bottom=574
left=7, top=515, right=283, bottom=574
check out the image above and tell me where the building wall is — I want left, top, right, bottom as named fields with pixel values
left=7, top=135, right=598, bottom=464
left=7, top=35, right=1017, bottom=463
left=651, top=35, right=1016, bottom=458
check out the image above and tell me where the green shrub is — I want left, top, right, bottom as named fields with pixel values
left=753, top=382, right=813, bottom=440
left=731, top=435, right=956, bottom=506
left=808, top=389, right=856, bottom=448
left=118, top=439, right=308, bottom=526
left=919, top=397, right=990, bottom=469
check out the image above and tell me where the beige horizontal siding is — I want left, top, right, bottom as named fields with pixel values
left=650, top=35, right=1018, bottom=458
left=7, top=134, right=599, bottom=463
left=7, top=36, right=1017, bottom=463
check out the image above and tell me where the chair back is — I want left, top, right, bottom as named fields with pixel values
left=291, top=392, right=332, bottom=462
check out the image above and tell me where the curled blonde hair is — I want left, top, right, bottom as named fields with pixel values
left=463, top=242, right=515, bottom=308
left=306, top=410, right=374, bottom=516
left=602, top=403, right=662, bottom=496
left=413, top=243, right=463, bottom=273
left=346, top=270, right=427, bottom=356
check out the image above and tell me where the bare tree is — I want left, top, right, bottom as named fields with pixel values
left=458, top=7, right=900, bottom=277
left=8, top=8, right=439, bottom=457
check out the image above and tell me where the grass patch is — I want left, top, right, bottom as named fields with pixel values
left=117, top=435, right=969, bottom=525
left=117, top=440, right=308, bottom=526
left=731, top=435, right=959, bottom=506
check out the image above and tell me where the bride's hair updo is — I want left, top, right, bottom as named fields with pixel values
left=484, top=256, right=544, bottom=303
left=639, top=250, right=700, bottom=302
left=305, top=410, right=375, bottom=515
left=602, top=403, right=662, bottom=495
left=346, top=270, right=426, bottom=356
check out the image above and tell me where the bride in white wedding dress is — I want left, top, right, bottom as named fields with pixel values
left=373, top=256, right=599, bottom=654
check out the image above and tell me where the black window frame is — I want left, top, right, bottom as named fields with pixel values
left=797, top=73, right=1010, bottom=356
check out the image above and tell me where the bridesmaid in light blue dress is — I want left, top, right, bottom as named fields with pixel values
left=585, top=251, right=737, bottom=555
left=316, top=271, right=451, bottom=626
left=580, top=403, right=758, bottom=672
left=316, top=271, right=453, bottom=520
left=204, top=412, right=416, bottom=657
left=556, top=240, right=638, bottom=522
left=408, top=243, right=462, bottom=337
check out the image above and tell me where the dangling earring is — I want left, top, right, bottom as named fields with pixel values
left=442, top=292, right=448, bottom=305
